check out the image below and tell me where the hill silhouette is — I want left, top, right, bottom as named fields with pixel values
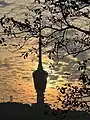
left=0, top=102, right=89, bottom=120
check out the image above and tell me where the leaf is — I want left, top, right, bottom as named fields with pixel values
left=0, top=39, right=3, bottom=44
left=6, top=17, right=10, bottom=23
left=48, top=55, right=51, bottom=59
left=3, top=43, right=7, bottom=46
left=48, top=52, right=51, bottom=59
left=4, top=29, right=7, bottom=33
left=1, top=38, right=5, bottom=42
left=24, top=55, right=26, bottom=59
left=83, top=60, right=87, bottom=63
left=77, top=61, right=81, bottom=65
left=23, top=53, right=28, bottom=59
left=13, top=33, right=16, bottom=37
left=28, top=49, right=32, bottom=52
left=25, top=53, right=28, bottom=58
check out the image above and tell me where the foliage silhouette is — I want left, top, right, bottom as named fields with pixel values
left=0, top=0, right=90, bottom=59
left=78, top=59, right=90, bottom=85
left=56, top=84, right=90, bottom=111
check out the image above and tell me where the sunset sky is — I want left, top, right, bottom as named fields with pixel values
left=0, top=0, right=89, bottom=106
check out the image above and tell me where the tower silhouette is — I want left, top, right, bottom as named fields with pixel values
left=33, top=10, right=48, bottom=104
